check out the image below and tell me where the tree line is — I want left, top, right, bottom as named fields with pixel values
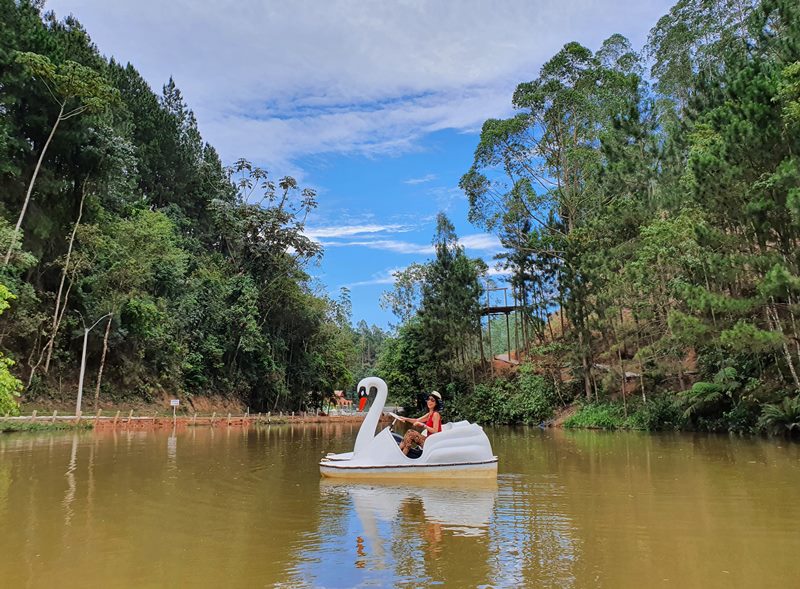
left=377, top=0, right=800, bottom=435
left=0, top=1, right=388, bottom=415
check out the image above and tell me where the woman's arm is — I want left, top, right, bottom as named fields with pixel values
left=402, top=411, right=430, bottom=424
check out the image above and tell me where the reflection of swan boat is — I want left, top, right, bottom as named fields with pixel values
left=321, top=478, right=498, bottom=535
left=319, top=377, right=498, bottom=478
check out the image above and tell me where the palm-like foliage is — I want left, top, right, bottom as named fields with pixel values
left=678, top=382, right=725, bottom=419
left=758, top=396, right=800, bottom=437
left=678, top=367, right=741, bottom=419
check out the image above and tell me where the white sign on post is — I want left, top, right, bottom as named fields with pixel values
left=170, top=399, right=179, bottom=427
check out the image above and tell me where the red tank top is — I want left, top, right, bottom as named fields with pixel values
left=425, top=412, right=442, bottom=434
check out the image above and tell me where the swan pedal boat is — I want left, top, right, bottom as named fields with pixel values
left=319, top=377, right=498, bottom=479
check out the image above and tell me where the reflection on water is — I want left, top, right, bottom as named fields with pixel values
left=289, top=477, right=498, bottom=587
left=62, top=434, right=79, bottom=526
left=291, top=479, right=498, bottom=587
left=0, top=425, right=799, bottom=588
left=322, top=478, right=497, bottom=534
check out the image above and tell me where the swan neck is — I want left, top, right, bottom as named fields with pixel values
left=353, top=378, right=387, bottom=455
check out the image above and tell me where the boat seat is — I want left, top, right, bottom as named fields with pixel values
left=391, top=432, right=422, bottom=459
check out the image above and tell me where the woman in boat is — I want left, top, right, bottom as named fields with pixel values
left=398, top=391, right=443, bottom=456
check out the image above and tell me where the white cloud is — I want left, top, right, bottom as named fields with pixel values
left=320, top=239, right=436, bottom=255
left=404, top=174, right=437, bottom=185
left=346, top=266, right=406, bottom=288
left=201, top=84, right=512, bottom=169
left=459, top=233, right=503, bottom=252
left=305, top=223, right=409, bottom=239
left=425, top=185, right=468, bottom=212
left=47, top=0, right=674, bottom=170
left=319, top=231, right=503, bottom=255
left=487, top=265, right=512, bottom=276
left=346, top=261, right=510, bottom=289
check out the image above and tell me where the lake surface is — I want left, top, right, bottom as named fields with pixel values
left=1, top=424, right=799, bottom=588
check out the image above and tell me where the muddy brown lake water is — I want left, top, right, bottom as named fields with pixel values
left=1, top=424, right=798, bottom=588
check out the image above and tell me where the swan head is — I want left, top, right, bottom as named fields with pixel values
left=356, top=376, right=387, bottom=400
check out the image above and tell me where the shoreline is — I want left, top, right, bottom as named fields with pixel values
left=0, top=411, right=384, bottom=433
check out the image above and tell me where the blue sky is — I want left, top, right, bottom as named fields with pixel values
left=47, top=0, right=674, bottom=328
left=299, top=128, right=502, bottom=328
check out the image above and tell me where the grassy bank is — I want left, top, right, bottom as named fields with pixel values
left=562, top=395, right=800, bottom=438
left=0, top=420, right=93, bottom=433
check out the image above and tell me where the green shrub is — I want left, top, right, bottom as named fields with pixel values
left=449, top=365, right=559, bottom=425
left=0, top=356, right=22, bottom=417
left=510, top=367, right=558, bottom=424
left=450, top=380, right=511, bottom=424
left=758, top=396, right=800, bottom=437
left=723, top=401, right=760, bottom=434
left=678, top=381, right=726, bottom=419
left=563, top=403, right=626, bottom=429
left=0, top=284, right=22, bottom=417
left=625, top=395, right=685, bottom=431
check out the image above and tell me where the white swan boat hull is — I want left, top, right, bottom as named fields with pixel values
left=319, top=457, right=498, bottom=478
left=320, top=377, right=498, bottom=479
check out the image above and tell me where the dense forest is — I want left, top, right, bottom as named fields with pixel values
left=377, top=0, right=800, bottom=436
left=2, top=1, right=800, bottom=437
left=0, top=0, right=393, bottom=415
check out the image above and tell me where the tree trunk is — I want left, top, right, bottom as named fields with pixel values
left=786, top=294, right=800, bottom=365
left=28, top=268, right=76, bottom=387
left=477, top=317, right=486, bottom=367
left=769, top=303, right=800, bottom=390
left=93, top=314, right=113, bottom=411
left=578, top=328, right=592, bottom=400
left=612, top=317, right=628, bottom=417
left=44, top=183, right=87, bottom=372
left=617, top=344, right=628, bottom=417
left=542, top=282, right=555, bottom=343
left=5, top=103, right=64, bottom=266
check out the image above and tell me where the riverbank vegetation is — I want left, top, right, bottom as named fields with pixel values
left=0, top=1, right=390, bottom=414
left=377, top=0, right=800, bottom=438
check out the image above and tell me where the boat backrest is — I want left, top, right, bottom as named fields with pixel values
left=441, top=420, right=471, bottom=432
